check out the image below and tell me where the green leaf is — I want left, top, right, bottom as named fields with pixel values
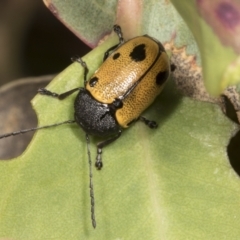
left=0, top=36, right=239, bottom=239
left=171, top=0, right=239, bottom=95
left=43, top=0, right=118, bottom=47
left=0, top=0, right=240, bottom=239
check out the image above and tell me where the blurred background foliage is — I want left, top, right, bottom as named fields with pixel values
left=0, top=0, right=90, bottom=86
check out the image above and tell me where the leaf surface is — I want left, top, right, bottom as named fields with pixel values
left=0, top=0, right=240, bottom=239
left=0, top=38, right=239, bottom=239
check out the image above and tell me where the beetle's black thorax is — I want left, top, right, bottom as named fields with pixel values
left=74, top=88, right=120, bottom=137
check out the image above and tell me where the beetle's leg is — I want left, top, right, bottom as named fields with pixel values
left=38, top=57, right=88, bottom=100
left=38, top=87, right=81, bottom=100
left=103, top=25, right=124, bottom=61
left=71, top=56, right=89, bottom=86
left=139, top=116, right=158, bottom=129
left=113, top=25, right=124, bottom=44
left=95, top=130, right=122, bottom=170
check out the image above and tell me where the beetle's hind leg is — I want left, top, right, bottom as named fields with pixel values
left=38, top=57, right=88, bottom=100
left=95, top=130, right=122, bottom=170
left=139, top=116, right=158, bottom=129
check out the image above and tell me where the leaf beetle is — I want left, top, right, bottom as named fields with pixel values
left=0, top=25, right=175, bottom=228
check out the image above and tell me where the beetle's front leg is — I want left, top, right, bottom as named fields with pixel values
left=38, top=87, right=81, bottom=100
left=71, top=56, right=89, bottom=86
left=38, top=57, right=89, bottom=100
left=95, top=130, right=122, bottom=170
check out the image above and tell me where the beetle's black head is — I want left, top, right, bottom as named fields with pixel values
left=74, top=89, right=120, bottom=137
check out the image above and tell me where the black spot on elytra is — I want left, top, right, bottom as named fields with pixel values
left=129, top=44, right=146, bottom=62
left=113, top=52, right=120, bottom=60
left=89, top=77, right=98, bottom=87
left=156, top=70, right=169, bottom=85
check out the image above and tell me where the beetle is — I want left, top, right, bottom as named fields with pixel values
left=0, top=25, right=175, bottom=228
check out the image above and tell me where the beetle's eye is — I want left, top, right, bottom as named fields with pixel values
left=89, top=77, right=99, bottom=87
left=156, top=70, right=169, bottom=85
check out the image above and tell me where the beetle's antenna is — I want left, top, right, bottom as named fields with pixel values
left=85, top=134, right=96, bottom=228
left=0, top=120, right=75, bottom=139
